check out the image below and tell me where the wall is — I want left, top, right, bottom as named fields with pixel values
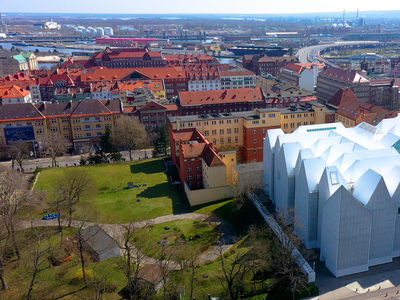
left=184, top=181, right=233, bottom=206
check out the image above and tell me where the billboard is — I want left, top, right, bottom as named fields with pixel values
left=4, top=127, right=35, bottom=144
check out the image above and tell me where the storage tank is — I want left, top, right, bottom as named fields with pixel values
left=95, top=27, right=104, bottom=37
left=104, top=27, right=114, bottom=36
left=87, top=27, right=97, bottom=37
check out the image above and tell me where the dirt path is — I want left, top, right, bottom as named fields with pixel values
left=17, top=212, right=237, bottom=267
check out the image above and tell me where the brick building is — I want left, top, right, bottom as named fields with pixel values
left=243, top=53, right=296, bottom=76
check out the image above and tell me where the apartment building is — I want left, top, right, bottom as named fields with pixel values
left=0, top=85, right=32, bottom=105
left=168, top=102, right=330, bottom=163
left=0, top=99, right=123, bottom=153
left=279, top=62, right=325, bottom=91
left=243, top=53, right=296, bottom=76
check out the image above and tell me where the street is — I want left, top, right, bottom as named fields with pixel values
left=0, top=149, right=154, bottom=172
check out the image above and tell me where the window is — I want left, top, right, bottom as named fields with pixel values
left=212, top=121, right=216, bottom=125
left=35, top=121, right=44, bottom=126
left=213, top=138, right=216, bottom=144
left=290, top=123, right=295, bottom=128
left=253, top=149, right=257, bottom=154
left=72, top=118, right=80, bottom=123
left=51, top=119, right=57, bottom=124
left=50, top=127, right=58, bottom=132
left=104, top=116, right=112, bottom=121
left=212, top=130, right=217, bottom=135
left=219, top=129, right=224, bottom=135
left=75, top=134, right=82, bottom=139
left=253, top=129, right=257, bottom=134
left=95, top=124, right=102, bottom=129
left=228, top=137, right=232, bottom=143
left=85, top=133, right=92, bottom=137
left=96, top=132, right=103, bottom=136
left=196, top=174, right=201, bottom=179
left=227, top=128, right=232, bottom=134
left=227, top=120, right=232, bottom=124
left=219, top=120, right=224, bottom=124
left=36, top=129, right=44, bottom=134
left=84, top=125, right=92, bottom=130
left=220, top=137, right=224, bottom=144
left=304, top=113, right=308, bottom=118
left=196, top=166, right=200, bottom=171
left=188, top=167, right=192, bottom=172
left=253, top=138, right=257, bottom=144
left=204, top=130, right=209, bottom=136
left=284, top=124, right=288, bottom=129
left=63, top=126, right=70, bottom=131
left=234, top=128, right=239, bottom=133
left=83, top=117, right=91, bottom=122
left=284, top=115, right=288, bottom=119
left=252, top=120, right=259, bottom=125
left=188, top=175, right=192, bottom=180
left=73, top=126, right=82, bottom=131
left=234, top=119, right=239, bottom=123
left=94, top=117, right=102, bottom=122
left=268, top=113, right=275, bottom=118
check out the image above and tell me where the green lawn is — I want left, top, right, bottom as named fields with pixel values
left=136, top=219, right=220, bottom=257
left=35, top=159, right=184, bottom=223
left=3, top=227, right=125, bottom=300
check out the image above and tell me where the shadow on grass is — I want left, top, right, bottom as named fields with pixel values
left=212, top=200, right=266, bottom=237
left=136, top=182, right=189, bottom=215
left=130, top=159, right=163, bottom=175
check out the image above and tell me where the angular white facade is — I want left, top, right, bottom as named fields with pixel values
left=263, top=116, right=400, bottom=277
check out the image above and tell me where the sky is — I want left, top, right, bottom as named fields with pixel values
left=1, top=0, right=399, bottom=15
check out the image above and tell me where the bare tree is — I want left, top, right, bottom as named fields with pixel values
left=76, top=219, right=89, bottom=286
left=117, top=220, right=153, bottom=300
left=0, top=168, right=39, bottom=260
left=53, top=169, right=94, bottom=227
left=26, top=227, right=52, bottom=300
left=39, top=132, right=69, bottom=167
left=114, top=116, right=147, bottom=161
left=272, top=210, right=311, bottom=300
left=232, top=169, right=265, bottom=211
left=217, top=245, right=251, bottom=300
left=0, top=141, right=30, bottom=172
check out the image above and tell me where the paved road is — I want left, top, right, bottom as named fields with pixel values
left=296, top=41, right=385, bottom=64
left=0, top=149, right=153, bottom=172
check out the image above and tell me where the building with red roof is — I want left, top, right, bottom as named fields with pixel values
left=242, top=53, right=296, bottom=76
left=92, top=47, right=164, bottom=69
left=328, top=88, right=397, bottom=127
left=0, top=85, right=32, bottom=105
left=279, top=62, right=325, bottom=91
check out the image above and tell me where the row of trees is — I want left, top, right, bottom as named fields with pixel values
left=0, top=115, right=171, bottom=171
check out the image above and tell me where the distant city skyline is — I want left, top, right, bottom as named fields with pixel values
left=1, top=0, right=400, bottom=16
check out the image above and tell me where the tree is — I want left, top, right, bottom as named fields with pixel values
left=114, top=116, right=147, bottom=161
left=39, top=132, right=69, bottom=167
left=0, top=168, right=40, bottom=260
left=217, top=245, right=251, bottom=300
left=53, top=169, right=94, bottom=227
left=270, top=210, right=311, bottom=300
left=89, top=127, right=121, bottom=164
left=26, top=227, right=52, bottom=300
left=152, top=124, right=169, bottom=158
left=117, top=221, right=154, bottom=300
left=0, top=140, right=30, bottom=172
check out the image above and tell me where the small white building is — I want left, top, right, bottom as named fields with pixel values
left=0, top=85, right=32, bottom=105
left=264, top=116, right=400, bottom=277
left=280, top=63, right=325, bottom=91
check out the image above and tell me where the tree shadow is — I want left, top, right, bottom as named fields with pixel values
left=136, top=182, right=189, bottom=215
left=130, top=160, right=163, bottom=175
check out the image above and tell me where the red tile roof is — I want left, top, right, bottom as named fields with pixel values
left=179, top=87, right=264, bottom=107
left=0, top=85, right=30, bottom=98
left=181, top=143, right=206, bottom=158
left=330, top=88, right=396, bottom=125
left=319, top=67, right=369, bottom=84
left=202, top=147, right=224, bottom=167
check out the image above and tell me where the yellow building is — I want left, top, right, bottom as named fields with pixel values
left=169, top=103, right=330, bottom=162
left=0, top=99, right=123, bottom=153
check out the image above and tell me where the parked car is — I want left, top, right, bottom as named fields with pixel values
left=42, top=213, right=60, bottom=220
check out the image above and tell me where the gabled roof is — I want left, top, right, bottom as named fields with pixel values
left=80, top=225, right=120, bottom=255
left=202, top=147, right=224, bottom=167
left=181, top=143, right=206, bottom=158
left=71, top=99, right=112, bottom=116
left=319, top=66, right=369, bottom=84
left=138, top=100, right=167, bottom=111
left=34, top=101, right=78, bottom=116
left=0, top=85, right=30, bottom=98
left=328, top=88, right=358, bottom=107
left=179, top=87, right=264, bottom=107
left=0, top=103, right=44, bottom=121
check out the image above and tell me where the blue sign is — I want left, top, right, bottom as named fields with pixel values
left=5, top=127, right=35, bottom=144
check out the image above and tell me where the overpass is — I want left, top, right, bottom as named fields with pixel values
left=296, top=41, right=389, bottom=66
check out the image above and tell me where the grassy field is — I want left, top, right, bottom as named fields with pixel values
left=3, top=227, right=126, bottom=300
left=136, top=219, right=220, bottom=257
left=35, top=159, right=185, bottom=223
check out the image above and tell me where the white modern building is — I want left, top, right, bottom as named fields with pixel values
left=263, top=117, right=400, bottom=277
left=104, top=27, right=114, bottom=36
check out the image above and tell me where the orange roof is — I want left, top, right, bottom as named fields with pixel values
left=80, top=67, right=136, bottom=82
left=202, top=147, right=224, bottom=167
left=0, top=85, right=30, bottom=98
left=119, top=79, right=164, bottom=93
left=181, top=143, right=206, bottom=158
left=330, top=88, right=397, bottom=125
left=134, top=67, right=186, bottom=80
left=179, top=87, right=264, bottom=107
left=164, top=103, right=179, bottom=111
